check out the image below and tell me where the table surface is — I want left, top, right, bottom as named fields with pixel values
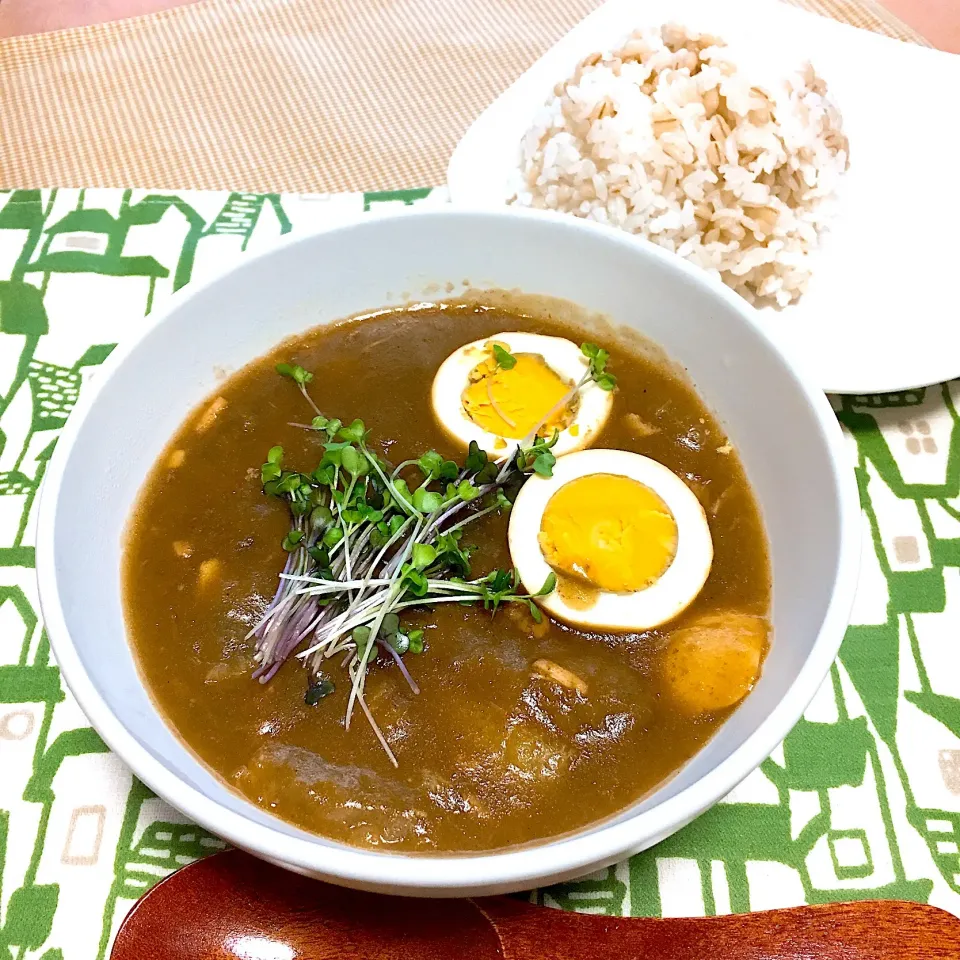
left=0, top=0, right=957, bottom=50
left=0, top=3, right=959, bottom=960
left=0, top=0, right=949, bottom=196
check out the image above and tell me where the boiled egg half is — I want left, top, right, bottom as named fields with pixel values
left=508, top=449, right=713, bottom=631
left=431, top=333, right=613, bottom=458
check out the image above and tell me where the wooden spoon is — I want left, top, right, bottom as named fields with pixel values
left=112, top=848, right=960, bottom=960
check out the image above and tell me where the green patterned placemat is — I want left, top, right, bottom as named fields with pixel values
left=1, top=186, right=958, bottom=959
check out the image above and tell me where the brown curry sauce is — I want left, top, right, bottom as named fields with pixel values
left=123, top=301, right=770, bottom=852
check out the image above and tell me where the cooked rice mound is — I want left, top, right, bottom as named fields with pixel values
left=511, top=24, right=849, bottom=307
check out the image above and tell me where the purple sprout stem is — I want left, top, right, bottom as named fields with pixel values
left=378, top=641, right=420, bottom=695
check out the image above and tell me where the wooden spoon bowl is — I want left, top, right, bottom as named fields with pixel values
left=112, top=849, right=960, bottom=959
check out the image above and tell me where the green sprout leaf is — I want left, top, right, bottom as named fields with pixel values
left=276, top=472, right=300, bottom=495
left=307, top=543, right=330, bottom=566
left=340, top=445, right=365, bottom=478
left=313, top=463, right=335, bottom=485
left=493, top=344, right=517, bottom=370
left=533, top=451, right=556, bottom=477
left=391, top=478, right=412, bottom=505
left=434, top=529, right=472, bottom=577
left=310, top=505, right=332, bottom=530
left=465, top=441, right=488, bottom=474
left=536, top=572, right=557, bottom=596
left=401, top=565, right=429, bottom=597
left=407, top=629, right=425, bottom=654
left=282, top=529, right=304, bottom=551
left=352, top=626, right=378, bottom=664
left=338, top=419, right=367, bottom=444
left=276, top=362, right=313, bottom=386
left=412, top=488, right=443, bottom=514
left=322, top=526, right=344, bottom=547
left=305, top=677, right=335, bottom=705
left=418, top=450, right=443, bottom=478
left=456, top=480, right=479, bottom=502
left=387, top=632, right=410, bottom=655
left=412, top=543, right=437, bottom=570
left=581, top=343, right=616, bottom=390
left=322, top=445, right=345, bottom=467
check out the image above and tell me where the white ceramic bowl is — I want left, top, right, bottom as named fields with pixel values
left=36, top=208, right=859, bottom=896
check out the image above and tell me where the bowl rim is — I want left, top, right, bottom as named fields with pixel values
left=35, top=205, right=861, bottom=895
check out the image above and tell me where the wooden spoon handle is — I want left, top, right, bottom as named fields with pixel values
left=479, top=895, right=960, bottom=959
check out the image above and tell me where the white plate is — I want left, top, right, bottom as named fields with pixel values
left=447, top=0, right=960, bottom=394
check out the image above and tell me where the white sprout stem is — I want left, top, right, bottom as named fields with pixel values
left=299, top=384, right=323, bottom=418
left=391, top=459, right=420, bottom=479
left=342, top=515, right=422, bottom=730
left=425, top=578, right=490, bottom=591
left=417, top=481, right=498, bottom=544
left=352, top=516, right=414, bottom=605
left=345, top=580, right=402, bottom=730
left=302, top=582, right=516, bottom=649
left=391, top=595, right=489, bottom=612
left=441, top=499, right=504, bottom=537
left=357, top=689, right=398, bottom=768
left=297, top=593, right=387, bottom=658
left=298, top=582, right=443, bottom=661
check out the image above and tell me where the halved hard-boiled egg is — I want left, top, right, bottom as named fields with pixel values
left=508, top=449, right=713, bottom=631
left=431, top=333, right=613, bottom=458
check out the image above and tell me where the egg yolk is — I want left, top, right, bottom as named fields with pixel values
left=461, top=349, right=576, bottom=440
left=538, top=474, right=678, bottom=593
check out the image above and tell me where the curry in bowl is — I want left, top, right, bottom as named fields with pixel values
left=123, top=297, right=770, bottom=852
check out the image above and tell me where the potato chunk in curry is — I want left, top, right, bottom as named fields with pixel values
left=661, top=612, right=767, bottom=714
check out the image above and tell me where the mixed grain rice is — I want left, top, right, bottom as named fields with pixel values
left=510, top=24, right=849, bottom=307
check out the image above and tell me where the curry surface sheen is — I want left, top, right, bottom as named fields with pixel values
left=123, top=302, right=770, bottom=852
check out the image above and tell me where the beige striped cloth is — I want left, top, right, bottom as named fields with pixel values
left=0, top=0, right=926, bottom=194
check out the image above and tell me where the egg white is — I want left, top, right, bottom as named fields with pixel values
left=430, top=332, right=613, bottom=459
left=508, top=448, right=714, bottom=631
